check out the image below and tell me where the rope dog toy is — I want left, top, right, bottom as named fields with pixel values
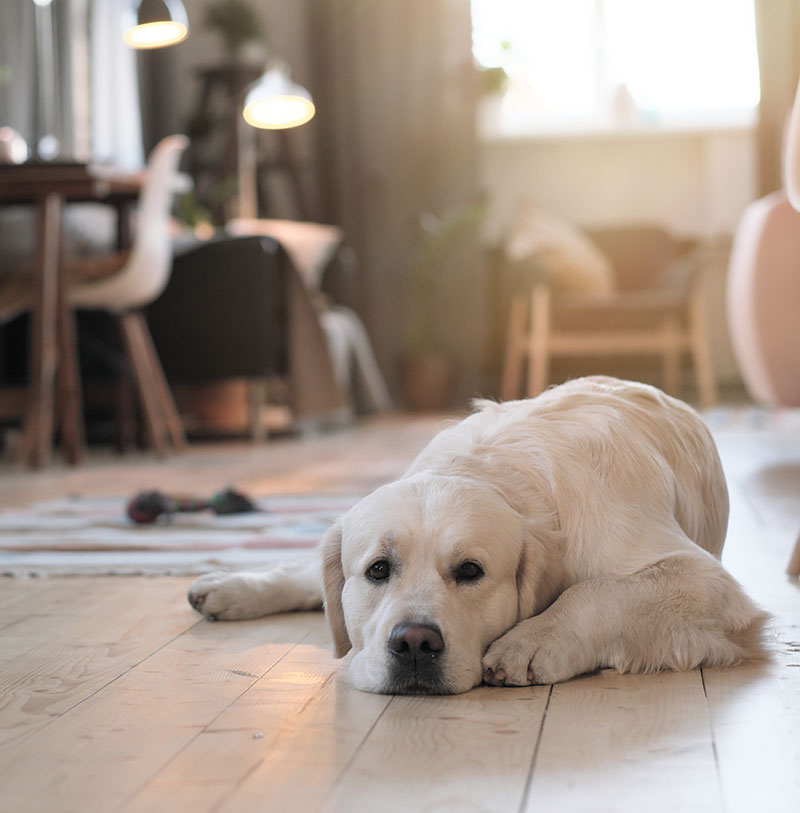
left=127, top=487, right=258, bottom=524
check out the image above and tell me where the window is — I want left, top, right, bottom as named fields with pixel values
left=472, top=0, right=761, bottom=136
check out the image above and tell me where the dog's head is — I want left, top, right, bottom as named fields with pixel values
left=321, top=473, right=552, bottom=695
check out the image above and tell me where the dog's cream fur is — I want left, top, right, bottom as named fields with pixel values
left=188, top=377, right=767, bottom=695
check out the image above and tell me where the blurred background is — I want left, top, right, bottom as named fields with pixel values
left=1, top=0, right=798, bottom=457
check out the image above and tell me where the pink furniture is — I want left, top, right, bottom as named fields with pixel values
left=726, top=191, right=800, bottom=576
left=727, top=191, right=800, bottom=407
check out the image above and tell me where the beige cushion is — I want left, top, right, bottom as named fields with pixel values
left=505, top=202, right=614, bottom=295
left=227, top=218, right=343, bottom=291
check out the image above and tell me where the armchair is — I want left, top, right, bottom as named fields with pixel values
left=501, top=224, right=718, bottom=407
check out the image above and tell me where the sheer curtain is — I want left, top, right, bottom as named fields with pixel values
left=0, top=0, right=101, bottom=162
left=754, top=0, right=800, bottom=195
left=62, top=0, right=146, bottom=257
left=90, top=0, right=144, bottom=169
left=0, top=0, right=145, bottom=271
left=0, top=2, right=37, bottom=151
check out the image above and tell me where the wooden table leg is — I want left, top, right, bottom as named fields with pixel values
left=18, top=193, right=62, bottom=468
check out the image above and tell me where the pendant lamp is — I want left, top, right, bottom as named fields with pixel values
left=124, top=0, right=189, bottom=49
left=242, top=63, right=315, bottom=130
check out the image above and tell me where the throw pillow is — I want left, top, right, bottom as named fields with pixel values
left=227, top=218, right=344, bottom=292
left=505, top=202, right=615, bottom=295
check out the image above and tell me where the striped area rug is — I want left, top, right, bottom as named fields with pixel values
left=0, top=494, right=360, bottom=577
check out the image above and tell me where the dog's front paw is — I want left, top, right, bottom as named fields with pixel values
left=482, top=616, right=588, bottom=686
left=187, top=572, right=269, bottom=621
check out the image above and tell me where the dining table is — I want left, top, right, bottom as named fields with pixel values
left=0, top=161, right=143, bottom=468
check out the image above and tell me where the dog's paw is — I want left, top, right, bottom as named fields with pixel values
left=482, top=616, right=588, bottom=686
left=187, top=572, right=271, bottom=621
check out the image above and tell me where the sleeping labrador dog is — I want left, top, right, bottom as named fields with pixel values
left=188, top=376, right=767, bottom=695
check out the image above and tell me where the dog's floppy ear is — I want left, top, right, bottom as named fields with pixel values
left=515, top=539, right=539, bottom=622
left=321, top=521, right=351, bottom=658
left=517, top=518, right=562, bottom=621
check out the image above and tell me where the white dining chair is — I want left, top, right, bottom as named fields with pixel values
left=72, top=134, right=190, bottom=456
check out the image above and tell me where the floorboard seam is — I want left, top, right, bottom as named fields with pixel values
left=518, top=683, right=553, bottom=813
left=700, top=666, right=727, bottom=813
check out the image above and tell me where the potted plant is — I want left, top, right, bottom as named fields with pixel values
left=203, top=0, right=265, bottom=63
left=475, top=40, right=511, bottom=97
left=401, top=200, right=485, bottom=411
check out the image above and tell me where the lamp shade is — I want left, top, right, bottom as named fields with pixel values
left=242, top=66, right=315, bottom=130
left=123, top=0, right=189, bottom=49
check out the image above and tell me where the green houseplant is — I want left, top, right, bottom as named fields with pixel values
left=401, top=200, right=486, bottom=410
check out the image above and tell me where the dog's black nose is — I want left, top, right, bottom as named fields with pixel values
left=388, top=623, right=445, bottom=663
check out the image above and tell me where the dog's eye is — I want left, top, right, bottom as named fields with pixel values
left=366, top=559, right=391, bottom=582
left=454, top=561, right=484, bottom=583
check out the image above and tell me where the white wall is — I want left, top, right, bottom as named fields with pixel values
left=479, top=126, right=760, bottom=384
left=480, top=127, right=757, bottom=239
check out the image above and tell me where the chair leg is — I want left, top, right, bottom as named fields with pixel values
left=501, top=294, right=527, bottom=401
left=54, top=209, right=88, bottom=466
left=688, top=291, right=717, bottom=407
left=527, top=285, right=550, bottom=397
left=118, top=311, right=168, bottom=457
left=787, top=529, right=800, bottom=577
left=19, top=193, right=62, bottom=468
left=129, top=311, right=186, bottom=451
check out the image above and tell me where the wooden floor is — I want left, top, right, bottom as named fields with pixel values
left=0, top=411, right=798, bottom=812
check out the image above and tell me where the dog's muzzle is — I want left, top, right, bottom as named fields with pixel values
left=385, top=622, right=447, bottom=694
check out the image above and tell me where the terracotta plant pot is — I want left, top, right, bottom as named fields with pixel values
left=400, top=353, right=454, bottom=411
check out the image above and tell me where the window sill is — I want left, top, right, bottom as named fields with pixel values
left=477, top=103, right=758, bottom=144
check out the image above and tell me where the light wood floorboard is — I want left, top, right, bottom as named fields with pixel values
left=0, top=579, right=200, bottom=750
left=528, top=669, right=722, bottom=812
left=0, top=411, right=798, bottom=812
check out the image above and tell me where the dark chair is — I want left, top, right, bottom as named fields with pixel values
left=147, top=235, right=347, bottom=439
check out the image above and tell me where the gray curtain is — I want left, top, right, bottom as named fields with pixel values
left=755, top=0, right=800, bottom=195
left=0, top=0, right=142, bottom=167
left=0, top=1, right=76, bottom=272
left=0, top=0, right=140, bottom=271
left=0, top=4, right=35, bottom=145
left=0, top=0, right=77, bottom=158
left=307, top=0, right=487, bottom=406
left=90, top=0, right=144, bottom=168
